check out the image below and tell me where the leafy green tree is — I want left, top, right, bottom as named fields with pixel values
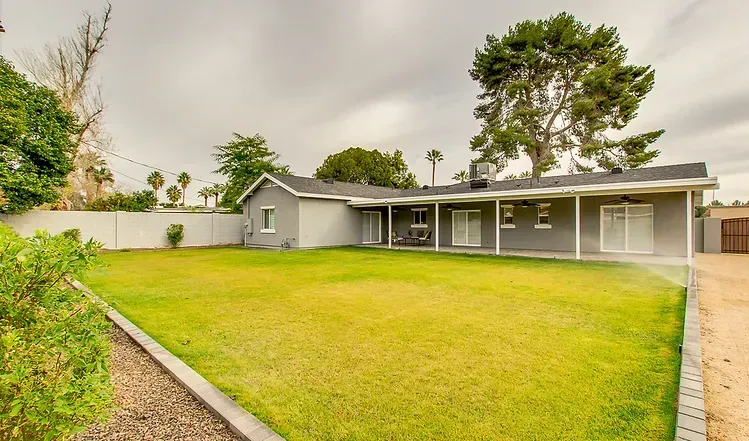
left=694, top=205, right=709, bottom=218
left=146, top=171, right=165, bottom=201
left=314, top=147, right=419, bottom=189
left=84, top=190, right=157, bottom=212
left=453, top=170, right=469, bottom=183
left=91, top=166, right=114, bottom=199
left=177, top=172, right=191, bottom=206
left=425, top=149, right=444, bottom=186
left=0, top=223, right=112, bottom=440
left=469, top=12, right=663, bottom=177
left=166, top=185, right=181, bottom=204
left=0, top=58, right=78, bottom=214
left=212, top=133, right=289, bottom=212
left=198, top=186, right=213, bottom=206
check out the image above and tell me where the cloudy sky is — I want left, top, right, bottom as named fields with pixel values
left=2, top=0, right=747, bottom=203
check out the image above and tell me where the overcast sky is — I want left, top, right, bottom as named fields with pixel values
left=2, top=0, right=747, bottom=203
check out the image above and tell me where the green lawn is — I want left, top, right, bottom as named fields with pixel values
left=86, top=247, right=685, bottom=441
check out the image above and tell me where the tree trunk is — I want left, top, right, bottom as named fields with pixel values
left=182, top=188, right=186, bottom=206
left=431, top=163, right=436, bottom=187
left=214, top=194, right=219, bottom=207
left=204, top=196, right=208, bottom=206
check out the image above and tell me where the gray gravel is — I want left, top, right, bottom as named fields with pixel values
left=74, top=327, right=240, bottom=441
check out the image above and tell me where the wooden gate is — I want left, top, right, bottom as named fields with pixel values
left=721, top=217, right=749, bottom=254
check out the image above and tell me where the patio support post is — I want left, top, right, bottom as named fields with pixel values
left=575, top=195, right=581, bottom=260
left=388, top=204, right=392, bottom=249
left=435, top=202, right=439, bottom=252
left=686, top=190, right=693, bottom=266
left=495, top=199, right=500, bottom=255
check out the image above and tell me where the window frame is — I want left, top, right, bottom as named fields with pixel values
left=535, top=203, right=552, bottom=229
left=599, top=204, right=654, bottom=254
left=260, top=206, right=275, bottom=233
left=411, top=208, right=428, bottom=229
left=500, top=205, right=515, bottom=229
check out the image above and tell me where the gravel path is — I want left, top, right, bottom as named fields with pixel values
left=697, top=253, right=749, bottom=441
left=74, top=327, right=240, bottom=441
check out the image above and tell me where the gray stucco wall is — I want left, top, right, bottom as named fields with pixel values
left=298, top=198, right=364, bottom=248
left=703, top=217, right=722, bottom=253
left=695, top=218, right=704, bottom=253
left=496, top=198, right=575, bottom=251
left=580, top=192, right=690, bottom=256
left=244, top=185, right=299, bottom=248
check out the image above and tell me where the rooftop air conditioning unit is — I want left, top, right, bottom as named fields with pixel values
left=469, top=162, right=497, bottom=182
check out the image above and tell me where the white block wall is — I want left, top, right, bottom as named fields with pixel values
left=0, top=211, right=244, bottom=249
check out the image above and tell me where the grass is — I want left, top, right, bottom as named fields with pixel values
left=86, top=247, right=685, bottom=441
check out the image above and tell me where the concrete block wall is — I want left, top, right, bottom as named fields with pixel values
left=0, top=211, right=244, bottom=249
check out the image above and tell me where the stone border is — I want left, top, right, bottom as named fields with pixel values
left=71, top=281, right=285, bottom=441
left=675, top=267, right=706, bottom=441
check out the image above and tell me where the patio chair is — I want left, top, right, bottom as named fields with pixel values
left=392, top=231, right=403, bottom=244
left=418, top=230, right=432, bottom=245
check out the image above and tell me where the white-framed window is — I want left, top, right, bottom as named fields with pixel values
left=261, top=206, right=275, bottom=233
left=412, top=208, right=428, bottom=228
left=600, top=204, right=653, bottom=254
left=535, top=203, right=551, bottom=229
left=500, top=205, right=515, bottom=228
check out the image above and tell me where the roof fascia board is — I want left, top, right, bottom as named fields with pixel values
left=346, top=177, right=718, bottom=207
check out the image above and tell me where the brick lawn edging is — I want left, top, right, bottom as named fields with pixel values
left=674, top=267, right=706, bottom=441
left=71, top=281, right=285, bottom=441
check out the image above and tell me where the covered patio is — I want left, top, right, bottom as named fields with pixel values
left=352, top=189, right=700, bottom=266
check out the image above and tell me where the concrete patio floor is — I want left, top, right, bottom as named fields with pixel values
left=360, top=243, right=687, bottom=266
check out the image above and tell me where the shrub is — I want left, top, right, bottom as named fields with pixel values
left=166, top=223, right=184, bottom=247
left=0, top=223, right=112, bottom=440
left=84, top=190, right=157, bottom=212
left=61, top=228, right=82, bottom=242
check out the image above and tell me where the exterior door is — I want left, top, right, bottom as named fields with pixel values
left=362, top=211, right=381, bottom=244
left=452, top=210, right=481, bottom=246
left=601, top=205, right=653, bottom=253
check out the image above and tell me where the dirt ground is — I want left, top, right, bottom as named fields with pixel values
left=697, top=253, right=749, bottom=441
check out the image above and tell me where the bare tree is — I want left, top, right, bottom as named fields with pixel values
left=17, top=2, right=113, bottom=155
left=17, top=2, right=113, bottom=209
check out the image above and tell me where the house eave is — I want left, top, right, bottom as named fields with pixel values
left=345, top=176, right=719, bottom=207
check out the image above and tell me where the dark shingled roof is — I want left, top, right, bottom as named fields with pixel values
left=266, top=162, right=708, bottom=200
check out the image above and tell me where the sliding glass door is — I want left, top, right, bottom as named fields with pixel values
left=452, top=210, right=481, bottom=246
left=601, top=205, right=653, bottom=253
left=362, top=211, right=381, bottom=244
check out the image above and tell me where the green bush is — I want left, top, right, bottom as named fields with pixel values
left=166, top=223, right=184, bottom=247
left=84, top=190, right=157, bottom=212
left=61, top=228, right=82, bottom=242
left=0, top=223, right=112, bottom=440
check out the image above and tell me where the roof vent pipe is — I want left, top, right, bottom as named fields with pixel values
left=323, top=178, right=334, bottom=184
left=611, top=167, right=623, bottom=174
left=422, top=185, right=429, bottom=190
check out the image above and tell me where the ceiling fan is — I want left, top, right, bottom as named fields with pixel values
left=445, top=203, right=462, bottom=211
left=603, top=194, right=647, bottom=205
left=513, top=199, right=541, bottom=208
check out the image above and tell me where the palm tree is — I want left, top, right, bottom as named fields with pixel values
left=92, top=167, right=114, bottom=199
left=177, top=172, right=192, bottom=206
left=146, top=171, right=165, bottom=201
left=425, top=149, right=444, bottom=187
left=211, top=183, right=223, bottom=207
left=166, top=185, right=182, bottom=205
left=503, top=174, right=518, bottom=180
left=519, top=170, right=532, bottom=178
left=452, top=170, right=469, bottom=183
left=197, top=186, right=212, bottom=206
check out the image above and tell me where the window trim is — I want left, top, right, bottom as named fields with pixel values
left=500, top=205, right=515, bottom=228
left=411, top=207, right=428, bottom=229
left=260, top=206, right=275, bottom=233
left=599, top=204, right=654, bottom=254
left=535, top=203, right=551, bottom=229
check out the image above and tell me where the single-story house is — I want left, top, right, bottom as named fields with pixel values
left=237, top=162, right=718, bottom=265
